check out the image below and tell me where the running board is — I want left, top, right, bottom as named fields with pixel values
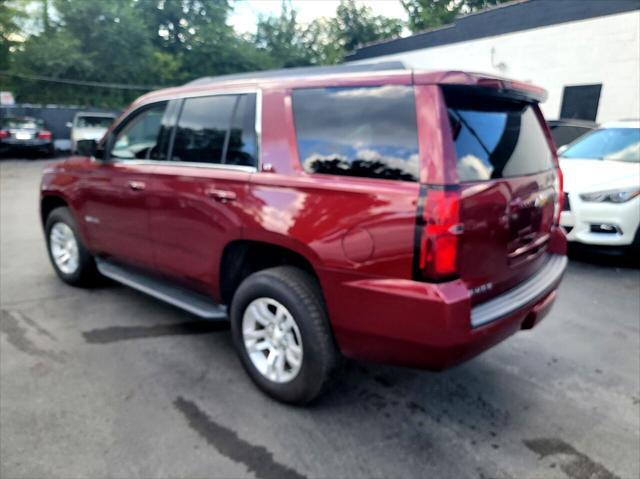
left=96, top=259, right=227, bottom=320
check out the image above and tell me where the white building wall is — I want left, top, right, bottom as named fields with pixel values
left=352, top=11, right=640, bottom=123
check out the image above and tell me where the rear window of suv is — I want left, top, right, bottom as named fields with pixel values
left=292, top=85, right=419, bottom=182
left=445, top=89, right=553, bottom=182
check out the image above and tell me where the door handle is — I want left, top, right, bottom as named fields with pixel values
left=205, top=188, right=236, bottom=203
left=128, top=180, right=146, bottom=191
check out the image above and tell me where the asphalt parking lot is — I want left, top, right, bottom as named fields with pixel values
left=1, top=158, right=639, bottom=479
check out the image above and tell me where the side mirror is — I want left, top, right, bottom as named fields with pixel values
left=76, top=139, right=99, bottom=157
left=557, top=144, right=568, bottom=156
left=65, top=121, right=73, bottom=128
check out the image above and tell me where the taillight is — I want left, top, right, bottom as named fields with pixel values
left=553, top=167, right=563, bottom=225
left=0, top=130, right=9, bottom=139
left=37, top=130, right=53, bottom=140
left=414, top=187, right=462, bottom=281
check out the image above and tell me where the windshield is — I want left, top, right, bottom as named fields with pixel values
left=560, top=127, right=640, bottom=162
left=76, top=116, right=114, bottom=128
left=1, top=117, right=44, bottom=129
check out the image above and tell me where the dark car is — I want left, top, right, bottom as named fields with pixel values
left=40, top=64, right=567, bottom=404
left=0, top=116, right=55, bottom=157
left=548, top=119, right=597, bottom=149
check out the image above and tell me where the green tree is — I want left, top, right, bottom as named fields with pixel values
left=2, top=0, right=417, bottom=107
left=401, top=0, right=457, bottom=32
left=0, top=0, right=28, bottom=70
left=302, top=0, right=404, bottom=65
left=303, top=18, right=343, bottom=65
left=9, top=0, right=170, bottom=105
left=254, top=1, right=311, bottom=68
left=135, top=0, right=231, bottom=54
left=333, top=0, right=404, bottom=54
left=401, top=0, right=511, bottom=33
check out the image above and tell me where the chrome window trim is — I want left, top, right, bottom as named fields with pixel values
left=470, top=254, right=567, bottom=328
left=136, top=88, right=260, bottom=107
left=255, top=88, right=262, bottom=168
left=114, top=159, right=257, bottom=173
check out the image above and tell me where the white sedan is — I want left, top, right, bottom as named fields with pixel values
left=559, top=121, right=639, bottom=249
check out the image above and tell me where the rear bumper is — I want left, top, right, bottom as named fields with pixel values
left=471, top=255, right=567, bottom=328
left=324, top=253, right=567, bottom=370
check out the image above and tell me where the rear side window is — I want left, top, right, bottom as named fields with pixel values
left=292, top=85, right=419, bottom=182
left=445, top=90, right=553, bottom=182
left=170, top=94, right=257, bottom=166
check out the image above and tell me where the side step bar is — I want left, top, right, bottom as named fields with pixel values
left=96, top=258, right=227, bottom=320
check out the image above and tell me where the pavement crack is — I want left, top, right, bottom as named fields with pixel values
left=82, top=321, right=229, bottom=344
left=174, top=396, right=307, bottom=479
left=524, top=437, right=620, bottom=479
left=0, top=309, right=64, bottom=362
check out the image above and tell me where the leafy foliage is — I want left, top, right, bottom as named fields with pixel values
left=401, top=0, right=511, bottom=33
left=1, top=0, right=506, bottom=107
left=255, top=1, right=311, bottom=68
left=332, top=0, right=403, bottom=55
left=0, top=0, right=29, bottom=70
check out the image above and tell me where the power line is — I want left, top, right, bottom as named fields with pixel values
left=0, top=71, right=165, bottom=91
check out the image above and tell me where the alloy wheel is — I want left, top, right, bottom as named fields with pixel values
left=242, top=297, right=304, bottom=383
left=49, top=222, right=79, bottom=275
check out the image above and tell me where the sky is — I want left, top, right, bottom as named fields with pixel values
left=228, top=0, right=409, bottom=34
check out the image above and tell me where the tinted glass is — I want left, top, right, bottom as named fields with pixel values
left=560, top=128, right=640, bottom=163
left=549, top=125, right=592, bottom=148
left=446, top=94, right=553, bottom=182
left=292, top=85, right=419, bottom=182
left=110, top=102, right=168, bottom=160
left=171, top=95, right=232, bottom=164
left=76, top=116, right=114, bottom=128
left=226, top=94, right=257, bottom=167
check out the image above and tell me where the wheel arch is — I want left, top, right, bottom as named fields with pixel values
left=219, top=239, right=322, bottom=305
left=40, top=194, right=69, bottom=226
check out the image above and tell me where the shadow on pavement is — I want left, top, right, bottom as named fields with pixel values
left=567, top=243, right=639, bottom=269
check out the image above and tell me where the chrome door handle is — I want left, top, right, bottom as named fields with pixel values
left=128, top=180, right=146, bottom=191
left=205, top=188, right=236, bottom=202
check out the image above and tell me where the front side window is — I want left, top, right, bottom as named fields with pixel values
left=170, top=94, right=257, bottom=166
left=560, top=128, right=640, bottom=162
left=292, top=85, right=419, bottom=182
left=445, top=91, right=554, bottom=182
left=226, top=94, right=257, bottom=167
left=110, top=102, right=169, bottom=161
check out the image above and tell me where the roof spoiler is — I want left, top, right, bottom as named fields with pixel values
left=416, top=71, right=548, bottom=103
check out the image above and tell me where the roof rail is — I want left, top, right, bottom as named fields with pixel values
left=184, top=61, right=408, bottom=86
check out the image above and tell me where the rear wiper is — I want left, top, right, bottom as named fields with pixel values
left=450, top=109, right=491, bottom=157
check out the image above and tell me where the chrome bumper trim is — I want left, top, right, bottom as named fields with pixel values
left=471, top=254, right=567, bottom=328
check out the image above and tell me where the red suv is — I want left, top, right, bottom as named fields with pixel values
left=40, top=64, right=567, bottom=404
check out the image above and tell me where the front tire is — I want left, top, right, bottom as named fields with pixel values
left=230, top=266, right=340, bottom=404
left=45, top=207, right=97, bottom=287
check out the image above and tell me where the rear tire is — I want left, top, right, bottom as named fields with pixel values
left=45, top=207, right=98, bottom=287
left=230, top=266, right=340, bottom=404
